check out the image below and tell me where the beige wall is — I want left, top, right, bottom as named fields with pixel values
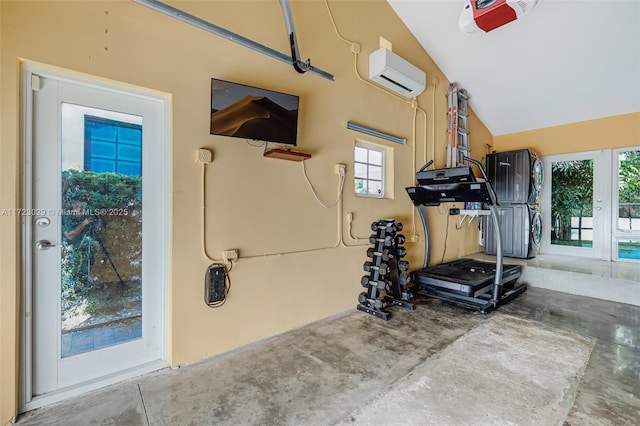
left=494, top=112, right=640, bottom=156
left=0, top=1, right=492, bottom=422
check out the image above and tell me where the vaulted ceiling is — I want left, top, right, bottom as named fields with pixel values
left=388, top=0, right=640, bottom=135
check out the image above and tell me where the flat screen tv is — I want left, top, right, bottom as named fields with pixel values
left=210, top=78, right=299, bottom=146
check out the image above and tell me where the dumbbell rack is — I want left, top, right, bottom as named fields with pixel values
left=357, top=219, right=414, bottom=320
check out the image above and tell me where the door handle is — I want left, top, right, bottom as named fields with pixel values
left=36, top=240, right=63, bottom=250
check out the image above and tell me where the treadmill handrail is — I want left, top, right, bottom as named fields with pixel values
left=408, top=158, right=505, bottom=304
left=462, top=156, right=489, bottom=182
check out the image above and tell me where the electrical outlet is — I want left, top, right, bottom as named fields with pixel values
left=223, top=249, right=238, bottom=263
left=335, top=163, right=346, bottom=176
left=347, top=212, right=354, bottom=222
left=351, top=42, right=361, bottom=54
left=196, top=148, right=212, bottom=163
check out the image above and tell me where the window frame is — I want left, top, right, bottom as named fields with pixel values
left=84, top=115, right=143, bottom=176
left=354, top=142, right=386, bottom=198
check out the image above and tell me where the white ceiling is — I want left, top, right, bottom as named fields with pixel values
left=387, top=0, right=640, bottom=136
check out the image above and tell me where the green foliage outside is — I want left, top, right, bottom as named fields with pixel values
left=551, top=151, right=640, bottom=248
left=618, top=151, right=640, bottom=223
left=61, top=170, right=142, bottom=318
left=551, top=160, right=593, bottom=243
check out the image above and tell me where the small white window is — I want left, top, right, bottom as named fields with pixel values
left=354, top=143, right=385, bottom=198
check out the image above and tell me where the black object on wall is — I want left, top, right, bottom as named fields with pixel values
left=205, top=263, right=229, bottom=307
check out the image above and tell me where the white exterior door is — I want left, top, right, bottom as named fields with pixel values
left=22, top=65, right=169, bottom=410
left=541, top=150, right=611, bottom=259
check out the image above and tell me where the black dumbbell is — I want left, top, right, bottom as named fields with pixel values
left=363, top=261, right=389, bottom=275
left=369, top=234, right=393, bottom=245
left=395, top=234, right=406, bottom=245
left=371, top=221, right=386, bottom=231
left=374, top=279, right=388, bottom=290
left=396, top=247, right=407, bottom=258
left=398, top=260, right=409, bottom=271
left=398, top=274, right=411, bottom=285
left=360, top=276, right=371, bottom=287
left=358, top=292, right=368, bottom=304
left=367, top=247, right=392, bottom=261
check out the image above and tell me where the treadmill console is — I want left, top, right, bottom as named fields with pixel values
left=406, top=166, right=496, bottom=206
left=415, top=165, right=476, bottom=186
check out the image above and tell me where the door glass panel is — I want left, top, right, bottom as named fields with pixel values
left=61, top=103, right=143, bottom=357
left=618, top=240, right=640, bottom=260
left=617, top=150, right=640, bottom=232
left=550, top=159, right=593, bottom=248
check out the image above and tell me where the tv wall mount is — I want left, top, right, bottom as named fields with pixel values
left=133, top=0, right=334, bottom=81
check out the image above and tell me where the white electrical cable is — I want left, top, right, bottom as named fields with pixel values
left=324, top=1, right=412, bottom=105
left=323, top=0, right=353, bottom=46
left=412, top=105, right=418, bottom=237
left=410, top=101, right=429, bottom=241
left=346, top=216, right=368, bottom=244
left=239, top=193, right=343, bottom=259
left=301, top=160, right=345, bottom=209
left=201, top=163, right=223, bottom=262
left=325, top=0, right=430, bottom=242
left=246, top=138, right=265, bottom=148
left=431, top=79, right=438, bottom=166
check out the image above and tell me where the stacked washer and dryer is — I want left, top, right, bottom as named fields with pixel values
left=484, top=149, right=544, bottom=259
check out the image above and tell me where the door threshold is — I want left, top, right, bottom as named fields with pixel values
left=22, top=360, right=168, bottom=414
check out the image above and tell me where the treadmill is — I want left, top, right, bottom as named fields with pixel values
left=405, top=157, right=526, bottom=314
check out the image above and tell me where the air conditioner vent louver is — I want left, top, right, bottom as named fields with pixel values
left=369, top=48, right=426, bottom=98
left=379, top=74, right=413, bottom=93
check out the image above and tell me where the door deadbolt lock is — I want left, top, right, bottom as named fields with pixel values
left=35, top=217, right=51, bottom=227
left=36, top=240, right=63, bottom=250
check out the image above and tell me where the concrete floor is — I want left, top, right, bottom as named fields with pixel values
left=16, top=287, right=640, bottom=426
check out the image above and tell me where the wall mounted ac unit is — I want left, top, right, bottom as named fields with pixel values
left=369, top=48, right=426, bottom=98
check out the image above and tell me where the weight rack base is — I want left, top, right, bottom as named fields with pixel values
left=356, top=298, right=415, bottom=321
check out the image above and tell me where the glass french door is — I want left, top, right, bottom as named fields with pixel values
left=23, top=66, right=168, bottom=410
left=542, top=147, right=640, bottom=261
left=541, top=150, right=611, bottom=259
left=612, top=147, right=640, bottom=261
